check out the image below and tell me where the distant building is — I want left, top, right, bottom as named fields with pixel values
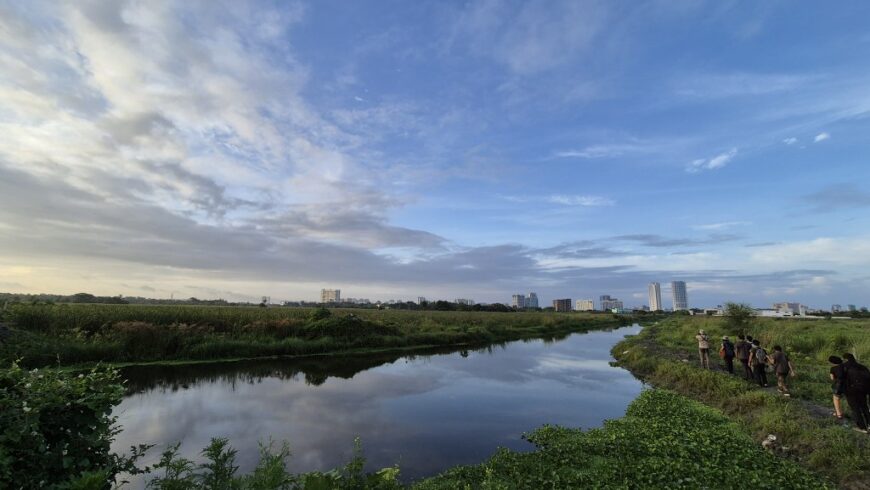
left=320, top=289, right=340, bottom=303
left=455, top=298, right=474, bottom=306
left=512, top=294, right=526, bottom=309
left=848, top=304, right=857, bottom=312
left=553, top=298, right=572, bottom=312
left=831, top=304, right=841, bottom=313
left=575, top=299, right=594, bottom=311
left=773, top=302, right=807, bottom=316
left=526, top=292, right=539, bottom=309
left=648, top=282, right=662, bottom=311
left=600, top=295, right=623, bottom=311
left=417, top=296, right=426, bottom=304
left=671, top=281, right=688, bottom=311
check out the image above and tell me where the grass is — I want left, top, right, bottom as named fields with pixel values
left=0, top=304, right=641, bottom=367
left=613, top=317, right=870, bottom=488
left=413, top=389, right=829, bottom=489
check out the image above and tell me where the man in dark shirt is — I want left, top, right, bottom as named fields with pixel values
left=841, top=353, right=870, bottom=433
left=770, top=345, right=795, bottom=396
left=734, top=335, right=752, bottom=380
left=720, top=336, right=736, bottom=374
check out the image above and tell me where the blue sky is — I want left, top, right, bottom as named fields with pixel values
left=1, top=1, right=869, bottom=308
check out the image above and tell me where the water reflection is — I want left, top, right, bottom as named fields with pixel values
left=113, top=325, right=642, bottom=486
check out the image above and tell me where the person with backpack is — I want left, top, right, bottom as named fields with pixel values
left=829, top=356, right=845, bottom=420
left=841, top=353, right=870, bottom=433
left=719, top=336, right=736, bottom=374
left=770, top=345, right=796, bottom=396
left=695, top=329, right=711, bottom=369
left=749, top=340, right=768, bottom=387
left=734, top=334, right=752, bottom=380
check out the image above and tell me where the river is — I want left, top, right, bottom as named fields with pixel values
left=112, top=324, right=643, bottom=486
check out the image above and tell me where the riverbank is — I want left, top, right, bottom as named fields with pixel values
left=0, top=304, right=647, bottom=367
left=611, top=316, right=870, bottom=488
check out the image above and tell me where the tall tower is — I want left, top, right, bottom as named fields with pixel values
left=671, top=281, right=688, bottom=311
left=648, top=282, right=662, bottom=311
left=526, top=292, right=539, bottom=308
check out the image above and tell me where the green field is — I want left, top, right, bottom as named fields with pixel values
left=0, top=304, right=638, bottom=367
left=613, top=315, right=870, bottom=488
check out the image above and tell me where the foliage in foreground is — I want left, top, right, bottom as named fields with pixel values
left=0, top=362, right=148, bottom=489
left=414, top=389, right=828, bottom=489
left=614, top=319, right=870, bottom=487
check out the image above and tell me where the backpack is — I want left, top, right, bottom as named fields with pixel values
left=845, top=363, right=870, bottom=393
left=753, top=347, right=767, bottom=366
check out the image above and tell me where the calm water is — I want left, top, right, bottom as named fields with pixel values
left=112, top=325, right=643, bottom=486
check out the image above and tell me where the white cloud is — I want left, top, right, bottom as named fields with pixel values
left=548, top=195, right=615, bottom=207
left=783, top=137, right=798, bottom=145
left=686, top=148, right=737, bottom=173
left=814, top=132, right=830, bottom=142
left=693, top=221, right=749, bottom=231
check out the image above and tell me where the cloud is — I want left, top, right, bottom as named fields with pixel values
left=547, top=195, right=615, bottom=207
left=612, top=234, right=742, bottom=248
left=813, top=132, right=830, bottom=142
left=803, top=184, right=870, bottom=213
left=673, top=72, right=809, bottom=99
left=783, top=137, right=798, bottom=145
left=686, top=148, right=737, bottom=173
left=693, top=221, right=749, bottom=231
left=448, top=0, right=609, bottom=75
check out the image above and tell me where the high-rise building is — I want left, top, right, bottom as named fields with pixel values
left=648, top=282, right=662, bottom=311
left=553, top=298, right=572, bottom=312
left=526, top=292, right=539, bottom=309
left=599, top=295, right=623, bottom=311
left=831, top=304, right=841, bottom=313
left=320, top=289, right=340, bottom=303
left=848, top=304, right=857, bottom=312
left=511, top=294, right=526, bottom=309
left=671, top=281, right=688, bottom=311
left=417, top=296, right=427, bottom=304
left=575, top=299, right=594, bottom=311
left=455, top=298, right=474, bottom=306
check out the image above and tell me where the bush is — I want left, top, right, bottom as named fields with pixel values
left=0, top=362, right=147, bottom=489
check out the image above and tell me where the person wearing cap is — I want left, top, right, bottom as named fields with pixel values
left=720, top=335, right=736, bottom=374
left=695, top=329, right=711, bottom=369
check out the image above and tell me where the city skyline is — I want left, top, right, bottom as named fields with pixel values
left=1, top=2, right=870, bottom=307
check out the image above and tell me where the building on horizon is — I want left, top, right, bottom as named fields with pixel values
left=455, top=298, right=474, bottom=306
left=671, top=281, right=688, bottom=311
left=575, top=299, right=594, bottom=311
left=512, top=294, right=526, bottom=309
left=831, top=304, right=841, bottom=313
left=526, top=292, right=539, bottom=309
left=417, top=296, right=426, bottom=304
left=848, top=304, right=857, bottom=312
left=599, top=295, right=623, bottom=311
left=553, top=298, right=572, bottom=312
left=320, top=289, right=340, bottom=303
left=648, top=282, right=662, bottom=311
left=773, top=302, right=807, bottom=316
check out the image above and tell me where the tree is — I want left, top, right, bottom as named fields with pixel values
left=724, top=302, right=754, bottom=333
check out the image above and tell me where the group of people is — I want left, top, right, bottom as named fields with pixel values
left=695, top=329, right=870, bottom=433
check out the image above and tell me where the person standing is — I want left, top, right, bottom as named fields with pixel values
left=829, top=356, right=845, bottom=420
left=770, top=345, right=796, bottom=395
left=720, top=336, right=736, bottom=374
left=750, top=340, right=768, bottom=387
left=841, top=353, right=870, bottom=433
left=695, top=329, right=711, bottom=369
left=735, top=335, right=752, bottom=380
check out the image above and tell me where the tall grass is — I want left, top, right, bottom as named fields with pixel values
left=1, top=304, right=633, bottom=367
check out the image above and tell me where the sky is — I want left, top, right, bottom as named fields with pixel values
left=1, top=1, right=870, bottom=308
